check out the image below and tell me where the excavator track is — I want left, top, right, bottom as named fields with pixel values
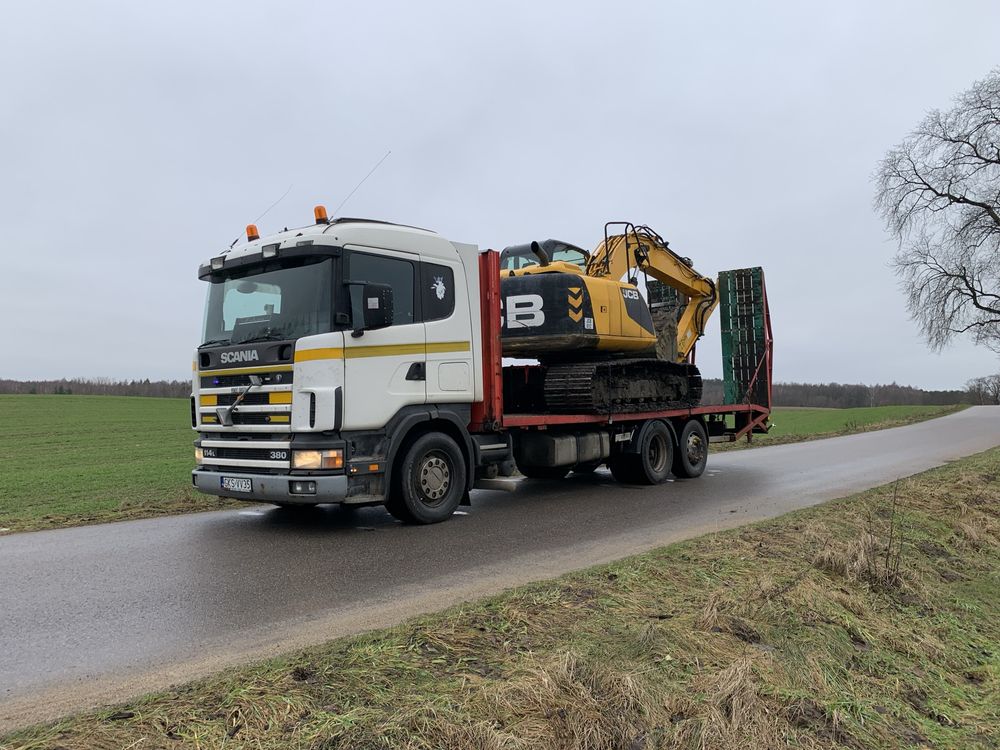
left=543, top=359, right=703, bottom=414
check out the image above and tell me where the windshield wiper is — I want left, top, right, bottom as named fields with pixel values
left=199, top=338, right=232, bottom=349
left=235, top=331, right=290, bottom=343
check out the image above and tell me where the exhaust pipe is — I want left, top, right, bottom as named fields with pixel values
left=530, top=240, right=550, bottom=266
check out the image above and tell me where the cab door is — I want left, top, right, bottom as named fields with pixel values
left=342, top=246, right=425, bottom=431
left=421, top=258, right=474, bottom=403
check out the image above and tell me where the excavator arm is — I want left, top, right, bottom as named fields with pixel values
left=586, top=224, right=718, bottom=362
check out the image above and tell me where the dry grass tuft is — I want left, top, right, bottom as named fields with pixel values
left=702, top=657, right=765, bottom=736
left=487, top=651, right=651, bottom=750
left=697, top=593, right=722, bottom=632
left=657, top=657, right=791, bottom=750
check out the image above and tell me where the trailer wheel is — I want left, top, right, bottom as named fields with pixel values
left=387, top=432, right=466, bottom=524
left=672, top=419, right=708, bottom=478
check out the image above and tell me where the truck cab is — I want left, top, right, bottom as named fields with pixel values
left=192, top=212, right=484, bottom=522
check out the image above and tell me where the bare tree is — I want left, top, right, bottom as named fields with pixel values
left=966, top=373, right=1000, bottom=404
left=875, top=69, right=1000, bottom=352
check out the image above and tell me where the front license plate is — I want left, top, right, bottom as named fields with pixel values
left=221, top=476, right=253, bottom=493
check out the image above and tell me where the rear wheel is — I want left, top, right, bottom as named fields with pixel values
left=610, top=420, right=673, bottom=485
left=608, top=455, right=639, bottom=483
left=386, top=432, right=466, bottom=524
left=672, top=419, right=708, bottom=478
left=636, top=421, right=673, bottom=484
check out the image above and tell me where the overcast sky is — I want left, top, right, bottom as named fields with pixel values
left=2, top=1, right=998, bottom=389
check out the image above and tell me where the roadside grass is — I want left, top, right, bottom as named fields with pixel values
left=4, top=448, right=998, bottom=749
left=717, top=403, right=968, bottom=451
left=0, top=395, right=241, bottom=534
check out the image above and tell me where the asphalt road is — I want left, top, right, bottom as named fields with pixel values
left=2, top=406, right=999, bottom=730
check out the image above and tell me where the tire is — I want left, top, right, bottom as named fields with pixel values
left=637, top=421, right=674, bottom=484
left=608, top=455, right=639, bottom=484
left=386, top=432, right=466, bottom=524
left=672, top=419, right=709, bottom=478
left=518, top=464, right=570, bottom=480
left=612, top=420, right=673, bottom=485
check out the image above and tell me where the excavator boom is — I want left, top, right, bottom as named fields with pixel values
left=587, top=224, right=718, bottom=362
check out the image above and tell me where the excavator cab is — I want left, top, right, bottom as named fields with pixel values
left=499, top=239, right=589, bottom=273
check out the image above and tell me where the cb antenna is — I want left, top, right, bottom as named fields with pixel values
left=228, top=183, right=294, bottom=249
left=332, top=149, right=391, bottom=218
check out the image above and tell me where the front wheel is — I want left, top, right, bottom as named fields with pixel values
left=387, top=433, right=466, bottom=524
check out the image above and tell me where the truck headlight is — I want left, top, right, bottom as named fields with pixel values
left=195, top=447, right=204, bottom=462
left=292, top=449, right=344, bottom=470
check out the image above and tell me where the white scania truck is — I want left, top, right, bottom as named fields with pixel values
left=191, top=206, right=772, bottom=523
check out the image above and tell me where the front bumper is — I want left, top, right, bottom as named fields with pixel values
left=192, top=470, right=348, bottom=505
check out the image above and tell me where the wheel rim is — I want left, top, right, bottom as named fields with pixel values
left=416, top=450, right=451, bottom=506
left=647, top=434, right=668, bottom=473
left=686, top=432, right=705, bottom=466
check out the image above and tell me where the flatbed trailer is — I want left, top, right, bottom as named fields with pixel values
left=470, top=250, right=772, bottom=446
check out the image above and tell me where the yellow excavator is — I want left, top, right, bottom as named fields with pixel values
left=499, top=222, right=718, bottom=413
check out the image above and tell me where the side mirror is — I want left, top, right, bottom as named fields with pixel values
left=349, top=282, right=393, bottom=337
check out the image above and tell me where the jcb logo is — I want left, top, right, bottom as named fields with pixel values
left=504, top=294, right=545, bottom=328
left=621, top=288, right=641, bottom=300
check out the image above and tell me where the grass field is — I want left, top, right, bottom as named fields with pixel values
left=0, top=396, right=967, bottom=534
left=0, top=395, right=239, bottom=533
left=4, top=446, right=997, bottom=749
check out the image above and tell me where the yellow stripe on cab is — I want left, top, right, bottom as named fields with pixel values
left=294, top=341, right=470, bottom=362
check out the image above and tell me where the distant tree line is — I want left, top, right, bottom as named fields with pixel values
left=700, top=379, right=971, bottom=408
left=0, top=376, right=993, bottom=406
left=0, top=378, right=190, bottom=398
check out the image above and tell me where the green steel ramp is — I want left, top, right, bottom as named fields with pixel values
left=719, top=267, right=771, bottom=410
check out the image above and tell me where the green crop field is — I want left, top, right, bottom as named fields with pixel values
left=0, top=396, right=967, bottom=533
left=0, top=395, right=239, bottom=533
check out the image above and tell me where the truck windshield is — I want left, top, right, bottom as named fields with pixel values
left=201, top=257, right=333, bottom=346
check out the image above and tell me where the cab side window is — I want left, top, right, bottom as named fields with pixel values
left=421, top=263, right=455, bottom=321
left=349, top=252, right=415, bottom=326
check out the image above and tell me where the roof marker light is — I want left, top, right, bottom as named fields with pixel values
left=246, top=224, right=259, bottom=241
left=314, top=205, right=329, bottom=224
